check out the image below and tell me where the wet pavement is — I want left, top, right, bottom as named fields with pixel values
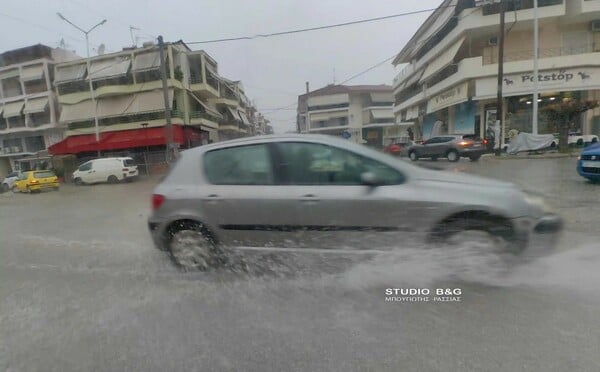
left=1, top=157, right=599, bottom=372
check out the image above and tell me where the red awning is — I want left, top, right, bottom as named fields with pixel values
left=48, top=125, right=187, bottom=155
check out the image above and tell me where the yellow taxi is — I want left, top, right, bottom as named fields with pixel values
left=13, top=170, right=60, bottom=193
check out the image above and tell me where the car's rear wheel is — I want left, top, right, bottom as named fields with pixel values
left=447, top=150, right=459, bottom=162
left=409, top=151, right=418, bottom=161
left=169, top=223, right=223, bottom=271
left=107, top=175, right=119, bottom=184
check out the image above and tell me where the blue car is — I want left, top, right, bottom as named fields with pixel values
left=577, top=143, right=600, bottom=182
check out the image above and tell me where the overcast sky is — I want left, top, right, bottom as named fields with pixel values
left=0, top=0, right=443, bottom=133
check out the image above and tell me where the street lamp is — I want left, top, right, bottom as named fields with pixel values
left=57, top=13, right=106, bottom=155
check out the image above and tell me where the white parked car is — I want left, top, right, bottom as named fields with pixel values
left=1, top=171, right=21, bottom=192
left=72, top=157, right=139, bottom=185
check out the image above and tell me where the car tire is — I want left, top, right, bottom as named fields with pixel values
left=107, top=175, right=119, bottom=184
left=169, top=222, right=224, bottom=271
left=74, top=177, right=83, bottom=186
left=446, top=150, right=459, bottom=162
left=409, top=151, right=418, bottom=161
left=469, top=155, right=481, bottom=162
left=429, top=218, right=524, bottom=255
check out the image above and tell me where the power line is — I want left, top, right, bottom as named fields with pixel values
left=340, top=55, right=396, bottom=85
left=187, top=6, right=452, bottom=44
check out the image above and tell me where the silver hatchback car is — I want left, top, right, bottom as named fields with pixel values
left=148, top=134, right=562, bottom=270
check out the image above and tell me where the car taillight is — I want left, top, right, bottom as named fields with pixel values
left=483, top=139, right=488, bottom=145
left=152, top=194, right=165, bottom=210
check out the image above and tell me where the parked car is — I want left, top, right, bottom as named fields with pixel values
left=1, top=171, right=20, bottom=192
left=383, top=140, right=414, bottom=157
left=407, top=135, right=488, bottom=162
left=148, top=134, right=562, bottom=270
left=13, top=170, right=59, bottom=193
left=72, top=157, right=139, bottom=185
left=577, top=142, right=600, bottom=183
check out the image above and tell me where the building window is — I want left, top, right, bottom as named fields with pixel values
left=93, top=75, right=133, bottom=89
left=8, top=115, right=26, bottom=128
left=2, top=77, right=22, bottom=98
left=28, top=112, right=51, bottom=127
left=3, top=138, right=23, bottom=153
left=307, top=103, right=349, bottom=111
left=25, top=136, right=45, bottom=152
left=57, top=81, right=89, bottom=95
left=135, top=70, right=161, bottom=83
left=24, top=79, right=48, bottom=95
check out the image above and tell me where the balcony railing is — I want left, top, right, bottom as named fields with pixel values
left=189, top=73, right=203, bottom=85
left=483, top=44, right=599, bottom=65
left=190, top=111, right=219, bottom=121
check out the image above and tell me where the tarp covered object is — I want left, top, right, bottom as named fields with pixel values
left=506, top=133, right=556, bottom=155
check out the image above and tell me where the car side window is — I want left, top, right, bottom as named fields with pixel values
left=204, top=144, right=274, bottom=185
left=78, top=162, right=92, bottom=171
left=424, top=138, right=440, bottom=145
left=276, top=142, right=404, bottom=185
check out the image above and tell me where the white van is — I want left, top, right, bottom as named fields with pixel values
left=72, top=157, right=139, bottom=185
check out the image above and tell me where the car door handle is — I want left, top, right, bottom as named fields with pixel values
left=300, top=194, right=320, bottom=203
left=205, top=194, right=222, bottom=203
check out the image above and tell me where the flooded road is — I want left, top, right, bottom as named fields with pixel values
left=1, top=156, right=599, bottom=372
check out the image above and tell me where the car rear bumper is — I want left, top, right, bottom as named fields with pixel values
left=459, top=148, right=487, bottom=156
left=148, top=218, right=169, bottom=250
left=29, top=182, right=59, bottom=191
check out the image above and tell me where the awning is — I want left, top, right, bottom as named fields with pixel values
left=48, top=125, right=187, bottom=155
left=370, top=108, right=394, bottom=120
left=132, top=52, right=160, bottom=72
left=238, top=110, right=251, bottom=126
left=59, top=100, right=97, bottom=122
left=420, top=36, right=465, bottom=83
left=404, top=69, right=425, bottom=88
left=54, top=64, right=87, bottom=84
left=225, top=107, right=241, bottom=122
left=189, top=93, right=223, bottom=119
left=405, top=106, right=420, bottom=120
left=23, top=97, right=49, bottom=114
left=307, top=93, right=349, bottom=107
left=369, top=93, right=393, bottom=104
left=0, top=69, right=19, bottom=80
left=309, top=111, right=348, bottom=121
left=412, top=0, right=457, bottom=56
left=97, top=89, right=173, bottom=118
left=2, top=101, right=24, bottom=118
left=88, top=57, right=131, bottom=80
left=20, top=65, right=44, bottom=81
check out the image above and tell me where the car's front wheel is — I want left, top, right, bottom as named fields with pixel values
left=169, top=223, right=223, bottom=271
left=409, top=151, right=418, bottom=161
left=74, top=177, right=83, bottom=186
left=107, top=175, right=119, bottom=184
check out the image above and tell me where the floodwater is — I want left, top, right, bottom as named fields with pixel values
left=1, top=157, right=599, bottom=372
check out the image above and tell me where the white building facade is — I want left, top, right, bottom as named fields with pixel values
left=297, top=84, right=406, bottom=147
left=393, top=0, right=600, bottom=143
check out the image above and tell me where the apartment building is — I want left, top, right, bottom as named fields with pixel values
left=392, top=0, right=600, bottom=143
left=48, top=40, right=257, bottom=159
left=0, top=44, right=79, bottom=175
left=297, top=84, right=404, bottom=147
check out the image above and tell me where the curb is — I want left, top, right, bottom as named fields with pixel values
left=481, top=153, right=580, bottom=160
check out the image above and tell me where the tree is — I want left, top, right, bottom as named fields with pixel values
left=542, top=99, right=599, bottom=152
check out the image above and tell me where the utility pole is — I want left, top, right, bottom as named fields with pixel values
left=158, top=36, right=174, bottom=163
left=532, top=0, right=540, bottom=135
left=495, top=0, right=506, bottom=156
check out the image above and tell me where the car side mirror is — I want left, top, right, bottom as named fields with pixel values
left=360, top=172, right=380, bottom=187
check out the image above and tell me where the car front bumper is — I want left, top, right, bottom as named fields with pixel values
left=577, top=161, right=600, bottom=180
left=515, top=213, right=564, bottom=258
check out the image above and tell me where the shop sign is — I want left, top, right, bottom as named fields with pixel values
left=427, top=82, right=469, bottom=113
left=476, top=68, right=599, bottom=98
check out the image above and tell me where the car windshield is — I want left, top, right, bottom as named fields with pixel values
left=1, top=1, right=599, bottom=371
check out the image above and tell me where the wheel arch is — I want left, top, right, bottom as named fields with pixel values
left=165, top=218, right=220, bottom=245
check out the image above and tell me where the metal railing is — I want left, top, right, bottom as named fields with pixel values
left=483, top=44, right=599, bottom=65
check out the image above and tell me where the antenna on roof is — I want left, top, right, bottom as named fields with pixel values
left=130, top=26, right=141, bottom=47
left=97, top=44, right=106, bottom=55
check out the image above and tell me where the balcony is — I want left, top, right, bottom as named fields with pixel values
left=483, top=44, right=600, bottom=65
left=189, top=72, right=219, bottom=99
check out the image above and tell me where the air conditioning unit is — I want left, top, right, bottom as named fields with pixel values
left=592, top=20, right=600, bottom=32
left=488, top=36, right=498, bottom=46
